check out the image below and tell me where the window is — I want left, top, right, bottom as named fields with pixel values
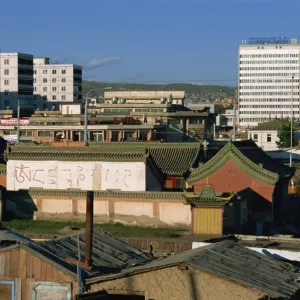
left=267, top=134, right=272, bottom=142
left=34, top=79, right=36, bottom=83
left=43, top=78, right=47, bottom=83
left=52, top=69, right=57, bottom=74
left=34, top=87, right=37, bottom=91
left=43, top=95, right=47, bottom=100
left=52, top=95, right=57, bottom=100
left=38, top=131, right=51, bottom=137
left=61, top=87, right=66, bottom=91
left=61, top=69, right=66, bottom=74
left=52, top=87, right=57, bottom=92
left=4, top=100, right=9, bottom=107
left=61, top=78, right=66, bottom=83
left=253, top=134, right=258, bottom=141
left=4, top=69, right=9, bottom=75
left=43, top=87, right=47, bottom=92
left=43, top=70, right=47, bottom=74
left=43, top=104, right=47, bottom=109
left=4, top=59, right=9, bottom=65
left=52, top=78, right=56, bottom=83
left=34, top=70, right=37, bottom=74
left=62, top=95, right=66, bottom=100
left=20, top=130, right=33, bottom=137
left=4, top=80, right=9, bottom=85
left=4, top=90, right=9, bottom=95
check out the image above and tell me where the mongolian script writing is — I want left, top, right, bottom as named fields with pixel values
left=9, top=161, right=145, bottom=191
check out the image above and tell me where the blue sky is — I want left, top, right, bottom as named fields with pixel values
left=0, top=0, right=299, bottom=85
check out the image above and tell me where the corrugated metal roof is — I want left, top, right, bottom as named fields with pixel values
left=86, top=240, right=300, bottom=299
left=0, top=228, right=152, bottom=278
left=26, top=228, right=152, bottom=277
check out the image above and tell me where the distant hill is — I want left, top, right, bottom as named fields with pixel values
left=82, top=80, right=236, bottom=99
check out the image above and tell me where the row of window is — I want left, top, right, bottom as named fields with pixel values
left=240, top=73, right=298, bottom=77
left=39, top=86, right=67, bottom=92
left=240, top=105, right=300, bottom=108
left=42, top=78, right=67, bottom=83
left=240, top=60, right=299, bottom=64
left=240, top=79, right=300, bottom=83
left=241, top=117, right=289, bottom=123
left=240, top=54, right=299, bottom=58
left=240, top=92, right=300, bottom=96
left=241, top=111, right=296, bottom=115
left=240, top=67, right=300, bottom=71
left=240, top=98, right=298, bottom=102
left=240, top=86, right=300, bottom=90
left=252, top=133, right=272, bottom=143
left=35, top=69, right=66, bottom=75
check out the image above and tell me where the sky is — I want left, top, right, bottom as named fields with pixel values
left=0, top=0, right=300, bottom=85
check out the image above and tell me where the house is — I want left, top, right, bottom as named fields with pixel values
left=0, top=227, right=152, bottom=300
left=186, top=140, right=294, bottom=233
left=80, top=240, right=300, bottom=300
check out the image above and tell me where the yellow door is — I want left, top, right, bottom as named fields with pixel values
left=193, top=207, right=223, bottom=235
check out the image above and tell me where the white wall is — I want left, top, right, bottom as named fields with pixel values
left=247, top=130, right=279, bottom=150
left=7, top=160, right=146, bottom=191
left=61, top=104, right=81, bottom=115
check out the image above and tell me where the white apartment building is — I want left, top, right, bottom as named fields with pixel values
left=239, top=37, right=300, bottom=127
left=0, top=52, right=34, bottom=110
left=33, top=57, right=82, bottom=110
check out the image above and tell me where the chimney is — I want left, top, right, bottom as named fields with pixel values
left=84, top=191, right=94, bottom=267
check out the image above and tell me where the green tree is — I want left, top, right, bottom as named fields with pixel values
left=276, top=124, right=297, bottom=148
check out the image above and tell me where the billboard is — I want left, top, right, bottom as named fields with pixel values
left=7, top=160, right=146, bottom=191
left=0, top=118, right=29, bottom=126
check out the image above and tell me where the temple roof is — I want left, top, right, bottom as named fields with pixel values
left=184, top=185, right=235, bottom=206
left=10, top=188, right=187, bottom=200
left=187, top=140, right=293, bottom=185
left=6, top=142, right=201, bottom=177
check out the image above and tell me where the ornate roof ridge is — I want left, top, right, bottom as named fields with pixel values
left=187, top=141, right=279, bottom=185
left=20, top=189, right=186, bottom=200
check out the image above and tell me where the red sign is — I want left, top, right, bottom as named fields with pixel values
left=0, top=118, right=30, bottom=126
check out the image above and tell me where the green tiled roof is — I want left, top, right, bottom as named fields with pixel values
left=6, top=142, right=201, bottom=177
left=187, top=141, right=280, bottom=185
left=148, top=144, right=200, bottom=176
left=0, top=164, right=6, bottom=174
left=15, top=188, right=186, bottom=200
left=184, top=186, right=235, bottom=206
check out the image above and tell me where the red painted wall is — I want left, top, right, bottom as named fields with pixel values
left=191, top=160, right=274, bottom=203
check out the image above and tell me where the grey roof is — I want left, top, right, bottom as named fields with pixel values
left=0, top=228, right=152, bottom=278
left=86, top=240, right=300, bottom=299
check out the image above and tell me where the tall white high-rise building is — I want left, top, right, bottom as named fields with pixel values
left=0, top=52, right=34, bottom=110
left=239, top=37, right=300, bottom=127
left=33, top=57, right=82, bottom=110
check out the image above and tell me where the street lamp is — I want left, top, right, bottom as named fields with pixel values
left=84, top=87, right=111, bottom=145
left=290, top=76, right=294, bottom=167
left=221, top=89, right=238, bottom=142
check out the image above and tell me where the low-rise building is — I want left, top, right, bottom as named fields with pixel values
left=81, top=240, right=300, bottom=300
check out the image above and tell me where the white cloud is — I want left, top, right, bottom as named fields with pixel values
left=84, top=56, right=122, bottom=70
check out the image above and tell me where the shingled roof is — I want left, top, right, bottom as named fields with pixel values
left=6, top=142, right=201, bottom=177
left=86, top=240, right=300, bottom=299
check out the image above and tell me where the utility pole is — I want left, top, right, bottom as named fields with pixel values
left=290, top=75, right=294, bottom=167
